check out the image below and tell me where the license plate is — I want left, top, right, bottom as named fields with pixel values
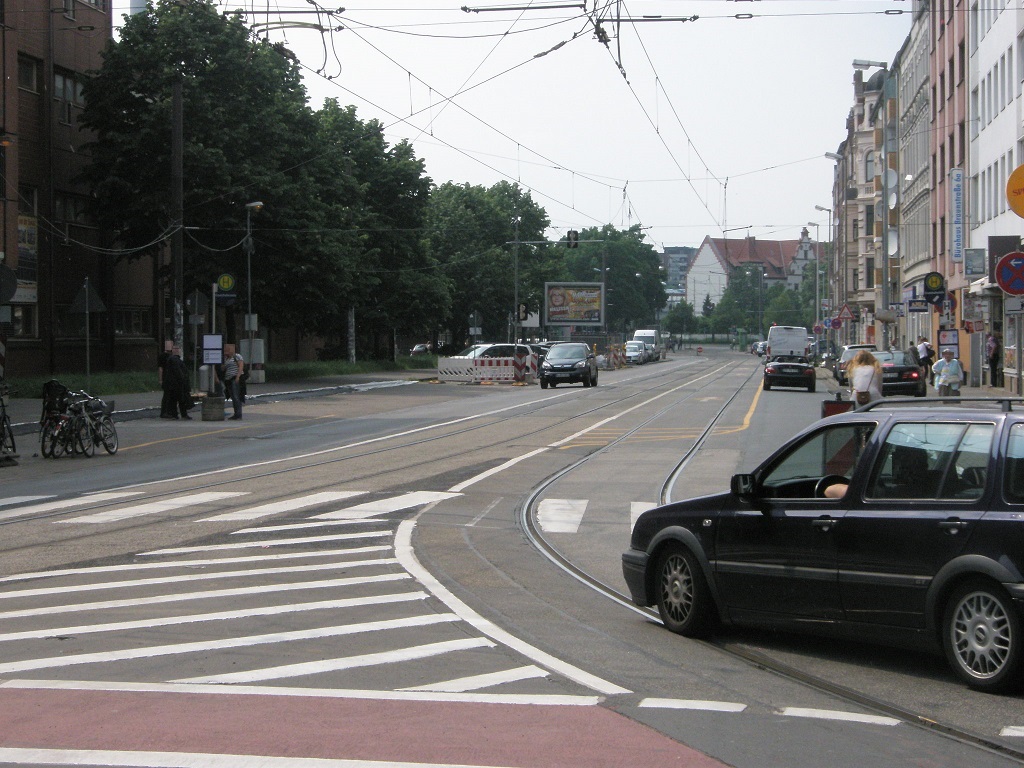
left=883, top=372, right=897, bottom=380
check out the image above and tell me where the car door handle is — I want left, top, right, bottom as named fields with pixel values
left=812, top=517, right=838, bottom=531
left=938, top=519, right=969, bottom=534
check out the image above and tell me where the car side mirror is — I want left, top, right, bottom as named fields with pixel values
left=730, top=473, right=757, bottom=501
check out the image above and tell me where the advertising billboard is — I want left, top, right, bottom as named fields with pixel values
left=544, top=282, right=604, bottom=326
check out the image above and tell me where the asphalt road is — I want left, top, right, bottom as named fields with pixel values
left=0, top=350, right=1021, bottom=768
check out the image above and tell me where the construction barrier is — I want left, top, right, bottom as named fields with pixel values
left=438, top=354, right=537, bottom=384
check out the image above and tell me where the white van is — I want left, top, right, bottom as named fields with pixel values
left=632, top=329, right=661, bottom=360
left=766, top=325, right=809, bottom=360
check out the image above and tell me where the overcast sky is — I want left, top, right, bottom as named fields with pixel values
left=115, top=1, right=911, bottom=252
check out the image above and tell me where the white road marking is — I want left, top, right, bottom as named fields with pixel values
left=781, top=707, right=900, bottom=726
left=447, top=449, right=549, bottom=493
left=467, top=498, right=503, bottom=527
left=0, top=614, right=463, bottom=675
left=403, top=665, right=549, bottom=693
left=3, top=678, right=601, bottom=706
left=0, top=747, right=523, bottom=768
left=1001, top=726, right=1024, bottom=737
left=0, top=557, right=395, bottom=601
left=0, top=547, right=393, bottom=585
left=0, top=573, right=410, bottom=620
left=313, top=491, right=462, bottom=520
left=142, top=530, right=390, bottom=555
left=231, top=518, right=381, bottom=534
left=59, top=493, right=247, bottom=524
left=630, top=501, right=657, bottom=530
left=177, top=637, right=495, bottom=684
left=395, top=519, right=630, bottom=696
left=536, top=499, right=587, bottom=533
left=0, top=592, right=430, bottom=643
left=199, top=491, right=367, bottom=522
left=639, top=697, right=746, bottom=712
left=0, top=495, right=53, bottom=508
left=0, top=492, right=144, bottom=521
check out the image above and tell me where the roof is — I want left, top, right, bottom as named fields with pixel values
left=698, top=235, right=803, bottom=280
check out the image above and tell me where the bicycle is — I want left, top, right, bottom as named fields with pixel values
left=0, top=378, right=16, bottom=461
left=38, top=382, right=112, bottom=459
left=81, top=391, right=118, bottom=455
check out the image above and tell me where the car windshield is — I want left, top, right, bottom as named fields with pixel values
left=626, top=342, right=643, bottom=350
left=877, top=351, right=911, bottom=366
left=547, top=344, right=586, bottom=360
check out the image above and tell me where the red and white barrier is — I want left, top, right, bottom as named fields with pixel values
left=438, top=354, right=537, bottom=384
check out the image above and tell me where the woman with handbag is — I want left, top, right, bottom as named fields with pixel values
left=849, top=349, right=883, bottom=406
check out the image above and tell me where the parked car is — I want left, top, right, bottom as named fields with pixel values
left=762, top=355, right=816, bottom=392
left=410, top=343, right=431, bottom=356
left=622, top=397, right=1024, bottom=692
left=753, top=341, right=767, bottom=357
left=625, top=340, right=647, bottom=365
left=875, top=350, right=927, bottom=397
left=453, top=343, right=532, bottom=359
left=833, top=343, right=877, bottom=386
left=539, top=342, right=598, bottom=388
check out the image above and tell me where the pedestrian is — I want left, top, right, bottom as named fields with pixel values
left=158, top=340, right=177, bottom=419
left=987, top=330, right=1002, bottom=388
left=217, top=344, right=245, bottom=420
left=167, top=347, right=192, bottom=419
left=932, top=348, right=964, bottom=397
left=849, top=349, right=883, bottom=405
left=916, top=336, right=934, bottom=383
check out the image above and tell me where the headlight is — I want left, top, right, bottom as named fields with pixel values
left=574, top=360, right=587, bottom=368
left=542, top=361, right=551, bottom=369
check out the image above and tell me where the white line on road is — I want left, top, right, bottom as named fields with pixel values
left=638, top=698, right=746, bottom=712
left=0, top=592, right=430, bottom=643
left=536, top=499, right=588, bottom=533
left=2, top=678, right=602, bottom=706
left=403, top=665, right=549, bottom=693
left=395, top=519, right=630, bottom=696
left=0, top=491, right=145, bottom=522
left=0, top=495, right=53, bottom=508
left=313, top=491, right=462, bottom=520
left=0, top=557, right=395, bottom=600
left=58, top=493, right=247, bottom=524
left=0, top=572, right=409, bottom=620
left=780, top=707, right=900, bottom=726
left=199, top=491, right=367, bottom=522
left=0, top=614, right=464, bottom=675
left=0, top=547, right=392, bottom=585
left=141, top=530, right=390, bottom=555
left=175, top=637, right=495, bottom=684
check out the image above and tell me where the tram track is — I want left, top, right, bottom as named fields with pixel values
left=520, top=362, right=1024, bottom=765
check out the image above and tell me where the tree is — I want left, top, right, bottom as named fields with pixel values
left=663, top=300, right=695, bottom=335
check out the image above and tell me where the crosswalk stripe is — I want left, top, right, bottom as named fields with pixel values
left=0, top=573, right=411, bottom=621
left=631, top=501, right=657, bottom=530
left=0, top=592, right=430, bottom=643
left=537, top=499, right=587, bottom=533
left=0, top=547, right=392, bottom=585
left=313, top=491, right=462, bottom=520
left=403, top=665, right=548, bottom=693
left=58, top=492, right=247, bottom=524
left=175, top=637, right=495, bottom=684
left=0, top=491, right=145, bottom=522
left=639, top=697, right=746, bottom=713
left=0, top=495, right=53, bottom=508
left=198, top=491, right=367, bottom=522
left=142, top=530, right=391, bottom=556
left=0, top=557, right=396, bottom=601
left=0, top=614, right=465, bottom=675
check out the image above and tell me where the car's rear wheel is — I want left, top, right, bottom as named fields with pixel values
left=654, top=544, right=714, bottom=637
left=942, top=580, right=1024, bottom=692
left=762, top=380, right=771, bottom=391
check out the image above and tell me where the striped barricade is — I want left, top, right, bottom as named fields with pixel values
left=473, top=357, right=517, bottom=382
left=437, top=357, right=476, bottom=383
left=438, top=355, right=538, bottom=384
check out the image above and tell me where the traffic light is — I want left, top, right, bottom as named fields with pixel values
left=566, top=230, right=579, bottom=248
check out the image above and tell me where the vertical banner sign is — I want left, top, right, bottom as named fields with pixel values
left=949, top=168, right=964, bottom=264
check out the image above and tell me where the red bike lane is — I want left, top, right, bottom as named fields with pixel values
left=0, top=684, right=729, bottom=767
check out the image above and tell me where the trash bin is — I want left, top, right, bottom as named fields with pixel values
left=821, top=392, right=855, bottom=418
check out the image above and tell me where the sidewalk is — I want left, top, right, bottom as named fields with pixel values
left=4, top=370, right=438, bottom=436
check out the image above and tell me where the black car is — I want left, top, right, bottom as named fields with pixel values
left=539, top=342, right=598, bottom=389
left=875, top=350, right=926, bottom=397
left=833, top=343, right=877, bottom=386
left=622, top=397, right=1024, bottom=692
left=762, top=355, right=816, bottom=392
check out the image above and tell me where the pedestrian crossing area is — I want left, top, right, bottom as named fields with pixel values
left=0, top=487, right=626, bottom=702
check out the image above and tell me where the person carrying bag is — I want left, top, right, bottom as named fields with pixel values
left=849, top=349, right=883, bottom=405
left=932, top=348, right=963, bottom=397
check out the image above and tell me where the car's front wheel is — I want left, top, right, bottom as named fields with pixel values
left=654, top=545, right=714, bottom=637
left=942, top=580, right=1024, bottom=692
left=540, top=379, right=548, bottom=389
left=582, top=372, right=591, bottom=388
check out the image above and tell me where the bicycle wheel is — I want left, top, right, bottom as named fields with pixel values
left=50, top=420, right=68, bottom=458
left=75, top=416, right=95, bottom=457
left=98, top=416, right=118, bottom=455
left=0, top=415, right=14, bottom=457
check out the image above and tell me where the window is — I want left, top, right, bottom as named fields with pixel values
left=758, top=424, right=877, bottom=499
left=1006, top=424, right=1024, bottom=503
left=866, top=258, right=875, bottom=288
left=18, top=186, right=37, bottom=215
left=113, top=308, right=153, bottom=337
left=864, top=151, right=875, bottom=182
left=867, top=422, right=995, bottom=500
left=55, top=194, right=90, bottom=225
left=54, top=71, right=85, bottom=124
left=4, top=305, right=36, bottom=338
left=17, top=57, right=38, bottom=93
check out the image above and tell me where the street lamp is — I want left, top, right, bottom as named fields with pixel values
left=815, top=204, right=833, bottom=352
left=244, top=201, right=263, bottom=362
